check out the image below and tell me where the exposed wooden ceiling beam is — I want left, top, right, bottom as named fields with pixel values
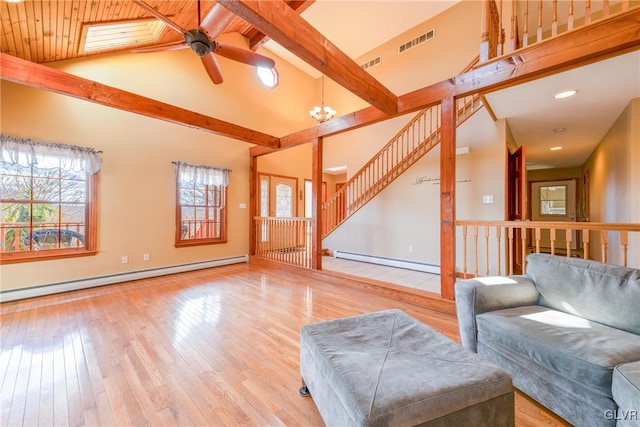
left=248, top=0, right=315, bottom=50
left=218, top=0, right=398, bottom=116
left=276, top=6, right=640, bottom=152
left=0, top=53, right=280, bottom=148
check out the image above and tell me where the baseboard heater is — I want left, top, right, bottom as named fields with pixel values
left=334, top=251, right=440, bottom=275
left=0, top=255, right=248, bottom=303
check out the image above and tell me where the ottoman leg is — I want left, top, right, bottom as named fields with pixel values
left=299, top=378, right=310, bottom=397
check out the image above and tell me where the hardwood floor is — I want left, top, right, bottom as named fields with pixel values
left=1, top=262, right=570, bottom=426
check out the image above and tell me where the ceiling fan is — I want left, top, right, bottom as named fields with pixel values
left=132, top=0, right=275, bottom=85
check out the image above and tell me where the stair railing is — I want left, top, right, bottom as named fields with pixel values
left=322, top=61, right=483, bottom=238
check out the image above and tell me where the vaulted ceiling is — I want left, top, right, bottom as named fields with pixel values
left=0, top=0, right=310, bottom=64
left=2, top=1, right=640, bottom=169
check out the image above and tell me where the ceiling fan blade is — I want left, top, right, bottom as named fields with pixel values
left=212, top=42, right=276, bottom=69
left=201, top=53, right=224, bottom=84
left=199, top=3, right=236, bottom=39
left=132, top=0, right=186, bottom=34
left=130, top=41, right=189, bottom=53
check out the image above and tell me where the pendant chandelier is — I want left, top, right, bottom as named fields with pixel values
left=309, top=75, right=336, bottom=123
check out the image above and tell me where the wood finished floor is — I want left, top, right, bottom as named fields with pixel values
left=1, top=262, right=570, bottom=426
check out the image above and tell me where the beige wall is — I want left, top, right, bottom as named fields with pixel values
left=0, top=34, right=316, bottom=292
left=582, top=98, right=640, bottom=267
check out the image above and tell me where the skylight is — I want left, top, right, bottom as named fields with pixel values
left=80, top=18, right=166, bottom=54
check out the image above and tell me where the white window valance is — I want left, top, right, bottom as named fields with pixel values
left=174, top=161, right=230, bottom=187
left=1, top=135, right=102, bottom=174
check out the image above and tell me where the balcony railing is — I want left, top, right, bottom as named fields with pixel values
left=456, top=220, right=640, bottom=278
left=481, top=0, right=636, bottom=62
left=254, top=217, right=312, bottom=269
left=1, top=222, right=85, bottom=253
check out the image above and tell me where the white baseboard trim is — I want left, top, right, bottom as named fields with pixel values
left=0, top=255, right=249, bottom=303
left=334, top=251, right=440, bottom=275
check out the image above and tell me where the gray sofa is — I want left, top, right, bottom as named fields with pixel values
left=455, top=253, right=640, bottom=427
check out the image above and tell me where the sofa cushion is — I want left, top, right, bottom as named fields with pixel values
left=477, top=305, right=640, bottom=398
left=526, top=253, right=640, bottom=334
left=613, top=361, right=640, bottom=414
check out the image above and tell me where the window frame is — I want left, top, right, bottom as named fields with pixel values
left=174, top=177, right=228, bottom=248
left=0, top=171, right=99, bottom=265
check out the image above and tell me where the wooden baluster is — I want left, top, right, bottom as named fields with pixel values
left=622, top=0, right=629, bottom=11
left=473, top=226, right=479, bottom=277
left=585, top=0, right=591, bottom=25
left=463, top=226, right=468, bottom=278
left=620, top=230, right=628, bottom=267
left=600, top=230, right=608, bottom=263
left=582, top=229, right=590, bottom=260
left=523, top=0, right=529, bottom=47
left=508, top=226, right=514, bottom=275
left=537, top=0, right=543, bottom=42
left=509, top=0, right=516, bottom=52
left=552, top=0, right=558, bottom=36
left=496, top=226, right=502, bottom=276
left=535, top=227, right=541, bottom=253
left=565, top=229, right=572, bottom=258
left=603, top=0, right=610, bottom=18
left=480, top=0, right=490, bottom=61
left=568, top=0, right=574, bottom=30
left=498, top=0, right=504, bottom=56
left=550, top=227, right=556, bottom=255
left=485, top=226, right=490, bottom=276
left=522, top=226, right=528, bottom=270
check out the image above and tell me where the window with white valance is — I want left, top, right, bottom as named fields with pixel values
left=173, top=161, right=230, bottom=247
left=0, top=135, right=101, bottom=262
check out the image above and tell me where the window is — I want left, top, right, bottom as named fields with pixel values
left=0, top=135, right=101, bottom=263
left=174, top=161, right=229, bottom=247
left=539, top=185, right=567, bottom=215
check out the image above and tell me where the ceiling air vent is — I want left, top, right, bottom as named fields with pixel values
left=360, top=56, right=381, bottom=70
left=398, top=29, right=435, bottom=54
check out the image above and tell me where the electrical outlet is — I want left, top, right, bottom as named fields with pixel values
left=408, top=245, right=414, bottom=254
left=143, top=253, right=150, bottom=261
left=121, top=256, right=128, bottom=264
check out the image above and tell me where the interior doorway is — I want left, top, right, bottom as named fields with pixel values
left=530, top=179, right=579, bottom=251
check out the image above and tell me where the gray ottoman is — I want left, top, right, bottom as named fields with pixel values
left=300, top=309, right=514, bottom=426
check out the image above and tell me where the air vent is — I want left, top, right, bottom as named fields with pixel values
left=398, top=29, right=435, bottom=54
left=360, top=56, right=381, bottom=70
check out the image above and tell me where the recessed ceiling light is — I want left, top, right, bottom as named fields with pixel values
left=553, top=127, right=566, bottom=133
left=3, top=0, right=25, bottom=3
left=554, top=90, right=578, bottom=99
left=550, top=146, right=563, bottom=151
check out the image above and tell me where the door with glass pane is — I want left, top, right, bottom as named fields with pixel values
left=531, top=179, right=578, bottom=250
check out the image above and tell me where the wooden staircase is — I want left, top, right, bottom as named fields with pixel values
left=322, top=92, right=484, bottom=238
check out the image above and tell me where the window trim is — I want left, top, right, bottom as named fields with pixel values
left=0, top=173, right=99, bottom=264
left=174, top=177, right=228, bottom=248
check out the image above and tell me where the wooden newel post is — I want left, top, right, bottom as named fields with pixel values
left=312, top=137, right=324, bottom=270
left=440, top=95, right=456, bottom=300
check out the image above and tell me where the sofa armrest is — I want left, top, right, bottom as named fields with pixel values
left=455, top=276, right=540, bottom=353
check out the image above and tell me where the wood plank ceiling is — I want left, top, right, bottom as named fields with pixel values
left=0, top=0, right=311, bottom=64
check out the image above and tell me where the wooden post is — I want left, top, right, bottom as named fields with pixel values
left=440, top=95, right=456, bottom=300
left=312, top=137, right=323, bottom=270
left=249, top=153, right=258, bottom=256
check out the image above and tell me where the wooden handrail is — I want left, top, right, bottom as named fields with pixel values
left=254, top=217, right=312, bottom=269
left=456, top=220, right=640, bottom=277
left=482, top=0, right=640, bottom=61
left=322, top=57, right=483, bottom=239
